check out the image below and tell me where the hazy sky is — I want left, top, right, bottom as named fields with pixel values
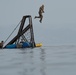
left=0, top=0, right=76, bottom=46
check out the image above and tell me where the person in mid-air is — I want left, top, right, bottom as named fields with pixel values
left=34, top=4, right=44, bottom=23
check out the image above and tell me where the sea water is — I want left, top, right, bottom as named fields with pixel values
left=0, top=45, right=76, bottom=75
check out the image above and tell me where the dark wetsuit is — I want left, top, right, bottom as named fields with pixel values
left=35, top=5, right=44, bottom=23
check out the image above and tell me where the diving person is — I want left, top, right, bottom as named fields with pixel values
left=34, top=4, right=44, bottom=23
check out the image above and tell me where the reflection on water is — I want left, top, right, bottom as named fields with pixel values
left=20, top=48, right=46, bottom=75
left=40, top=48, right=46, bottom=75
left=0, top=46, right=76, bottom=75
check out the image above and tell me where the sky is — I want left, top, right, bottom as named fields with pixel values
left=0, top=0, right=76, bottom=46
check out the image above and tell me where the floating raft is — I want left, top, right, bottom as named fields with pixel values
left=5, top=43, right=42, bottom=49
left=3, top=15, right=42, bottom=49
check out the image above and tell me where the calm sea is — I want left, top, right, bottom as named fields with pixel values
left=0, top=45, right=76, bottom=75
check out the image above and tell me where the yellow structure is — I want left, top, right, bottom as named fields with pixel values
left=36, top=43, right=42, bottom=47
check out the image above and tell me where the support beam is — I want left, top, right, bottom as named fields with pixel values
left=29, top=16, right=35, bottom=47
left=18, top=15, right=31, bottom=35
left=4, top=25, right=30, bottom=47
left=17, top=16, right=26, bottom=35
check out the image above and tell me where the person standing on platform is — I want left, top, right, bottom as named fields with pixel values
left=0, top=41, right=4, bottom=48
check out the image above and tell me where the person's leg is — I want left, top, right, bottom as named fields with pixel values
left=34, top=12, right=41, bottom=19
left=39, top=14, right=43, bottom=23
left=34, top=16, right=40, bottom=18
